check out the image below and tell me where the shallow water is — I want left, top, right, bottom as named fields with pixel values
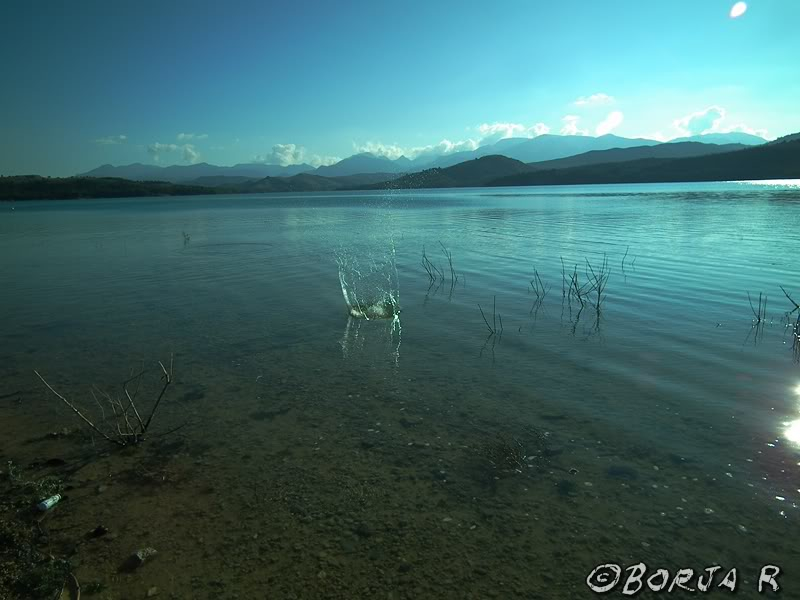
left=1, top=181, right=800, bottom=598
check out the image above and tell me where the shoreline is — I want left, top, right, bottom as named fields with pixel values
left=2, top=176, right=799, bottom=202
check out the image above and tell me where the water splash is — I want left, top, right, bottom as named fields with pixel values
left=336, top=239, right=401, bottom=364
left=336, top=240, right=401, bottom=321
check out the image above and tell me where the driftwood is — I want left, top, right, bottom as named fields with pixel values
left=34, top=356, right=174, bottom=446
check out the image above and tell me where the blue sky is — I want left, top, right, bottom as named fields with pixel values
left=2, top=0, right=799, bottom=175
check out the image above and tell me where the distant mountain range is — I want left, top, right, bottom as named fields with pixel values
left=80, top=161, right=315, bottom=182
left=521, top=141, right=747, bottom=171
left=0, top=171, right=400, bottom=200
left=5, top=131, right=795, bottom=201
left=400, top=131, right=765, bottom=170
left=361, top=138, right=788, bottom=190
left=415, top=133, right=660, bottom=169
left=77, top=132, right=768, bottom=182
left=367, top=156, right=528, bottom=190
left=488, top=137, right=800, bottom=187
left=313, top=153, right=411, bottom=177
left=363, top=137, right=797, bottom=190
left=230, top=172, right=400, bottom=193
left=667, top=132, right=767, bottom=145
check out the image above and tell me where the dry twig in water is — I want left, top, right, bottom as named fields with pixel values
left=478, top=295, right=503, bottom=336
left=747, top=291, right=767, bottom=323
left=34, top=355, right=175, bottom=447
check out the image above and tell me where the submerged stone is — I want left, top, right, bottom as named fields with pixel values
left=605, top=465, right=640, bottom=481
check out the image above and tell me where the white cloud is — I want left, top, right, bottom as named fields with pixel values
left=423, top=138, right=480, bottom=155
left=671, top=105, right=770, bottom=139
left=258, top=143, right=306, bottom=166
left=177, top=133, right=208, bottom=141
left=354, top=120, right=550, bottom=161
left=94, top=135, right=127, bottom=145
left=595, top=111, right=624, bottom=136
left=308, top=154, right=340, bottom=167
left=476, top=121, right=551, bottom=146
left=560, top=115, right=588, bottom=136
left=147, top=142, right=201, bottom=164
left=673, top=106, right=726, bottom=136
left=355, top=138, right=481, bottom=160
left=645, top=131, right=670, bottom=143
left=183, top=144, right=200, bottom=163
left=253, top=143, right=338, bottom=167
left=718, top=122, right=771, bottom=139
left=530, top=122, right=550, bottom=136
left=574, top=93, right=614, bottom=106
left=477, top=122, right=526, bottom=145
left=354, top=142, right=407, bottom=160
left=147, top=143, right=178, bottom=162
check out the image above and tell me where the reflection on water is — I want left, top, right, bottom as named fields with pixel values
left=340, top=315, right=401, bottom=367
left=784, top=384, right=800, bottom=447
left=1, top=182, right=800, bottom=598
left=785, top=418, right=800, bottom=446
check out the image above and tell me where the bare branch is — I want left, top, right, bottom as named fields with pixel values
left=144, top=355, right=173, bottom=432
left=478, top=304, right=495, bottom=334
left=780, top=285, right=799, bottom=315
left=34, top=371, right=122, bottom=446
left=124, top=387, right=146, bottom=434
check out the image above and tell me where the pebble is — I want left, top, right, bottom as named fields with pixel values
left=354, top=523, right=373, bottom=538
left=704, top=507, right=715, bottom=515
left=133, top=547, right=158, bottom=567
left=147, top=587, right=159, bottom=597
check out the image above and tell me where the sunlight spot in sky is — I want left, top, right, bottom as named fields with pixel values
left=730, top=2, right=747, bottom=18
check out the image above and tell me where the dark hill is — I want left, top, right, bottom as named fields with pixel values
left=489, top=138, right=800, bottom=187
left=186, top=175, right=258, bottom=187
left=527, top=142, right=746, bottom=171
left=369, top=155, right=527, bottom=189
left=0, top=176, right=213, bottom=200
left=237, top=171, right=401, bottom=193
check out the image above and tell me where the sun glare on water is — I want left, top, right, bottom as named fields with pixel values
left=730, top=2, right=747, bottom=18
left=784, top=384, right=800, bottom=447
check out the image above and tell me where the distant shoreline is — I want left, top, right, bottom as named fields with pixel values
left=3, top=176, right=799, bottom=202
left=3, top=138, right=799, bottom=201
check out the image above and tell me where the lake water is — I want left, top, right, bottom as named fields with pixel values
left=1, top=181, right=799, bottom=598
